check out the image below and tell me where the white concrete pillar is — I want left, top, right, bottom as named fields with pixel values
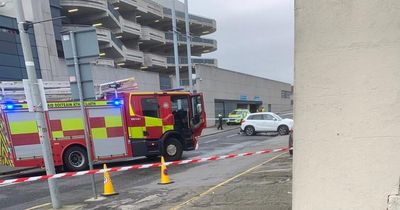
left=294, top=0, right=400, bottom=209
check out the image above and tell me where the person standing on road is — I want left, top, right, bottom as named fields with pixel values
left=217, top=113, right=223, bottom=130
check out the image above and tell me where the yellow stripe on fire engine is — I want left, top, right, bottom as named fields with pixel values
left=0, top=118, right=13, bottom=166
left=61, top=118, right=83, bottom=131
left=52, top=131, right=64, bottom=139
left=128, top=93, right=135, bottom=116
left=105, top=116, right=122, bottom=128
left=129, top=127, right=145, bottom=139
left=145, top=117, right=162, bottom=127
left=9, top=121, right=38, bottom=134
left=91, top=128, right=107, bottom=139
left=162, top=125, right=174, bottom=133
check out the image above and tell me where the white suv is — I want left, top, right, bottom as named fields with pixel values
left=240, top=112, right=293, bottom=136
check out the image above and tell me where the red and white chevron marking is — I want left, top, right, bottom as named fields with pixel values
left=0, top=147, right=289, bottom=185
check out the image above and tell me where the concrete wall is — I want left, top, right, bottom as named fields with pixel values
left=0, top=0, right=65, bottom=81
left=57, top=60, right=160, bottom=91
left=294, top=1, right=400, bottom=209
left=196, top=65, right=292, bottom=126
left=25, top=0, right=64, bottom=81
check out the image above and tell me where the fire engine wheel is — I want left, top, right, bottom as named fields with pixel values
left=63, top=146, right=88, bottom=171
left=164, top=137, right=183, bottom=162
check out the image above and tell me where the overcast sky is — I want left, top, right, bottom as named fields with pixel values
left=188, top=0, right=294, bottom=84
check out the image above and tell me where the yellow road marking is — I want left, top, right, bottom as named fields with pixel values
left=25, top=202, right=51, bottom=210
left=169, top=152, right=286, bottom=210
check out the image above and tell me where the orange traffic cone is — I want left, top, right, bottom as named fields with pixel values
left=102, top=164, right=118, bottom=196
left=158, top=156, right=173, bottom=185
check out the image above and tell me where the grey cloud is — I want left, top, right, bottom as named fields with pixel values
left=188, top=0, right=294, bottom=84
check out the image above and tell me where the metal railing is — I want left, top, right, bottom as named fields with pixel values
left=165, top=32, right=216, bottom=46
left=192, top=36, right=216, bottom=45
left=192, top=58, right=217, bottom=65
left=167, top=57, right=217, bottom=66
left=180, top=79, right=190, bottom=86
left=165, top=32, right=187, bottom=42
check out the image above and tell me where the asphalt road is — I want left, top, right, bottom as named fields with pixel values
left=0, top=127, right=289, bottom=210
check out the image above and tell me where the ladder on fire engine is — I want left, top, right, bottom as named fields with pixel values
left=0, top=81, right=72, bottom=101
left=97, top=77, right=138, bottom=98
left=0, top=78, right=138, bottom=101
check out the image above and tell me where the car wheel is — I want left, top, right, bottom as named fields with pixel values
left=245, top=126, right=256, bottom=136
left=164, top=137, right=183, bottom=161
left=278, top=125, right=289, bottom=136
left=63, top=146, right=88, bottom=171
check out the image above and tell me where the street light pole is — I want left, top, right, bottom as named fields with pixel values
left=171, top=0, right=180, bottom=88
left=184, top=0, right=193, bottom=92
left=14, top=0, right=61, bottom=208
left=70, top=31, right=98, bottom=199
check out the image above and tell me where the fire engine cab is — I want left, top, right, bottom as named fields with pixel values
left=0, top=91, right=206, bottom=171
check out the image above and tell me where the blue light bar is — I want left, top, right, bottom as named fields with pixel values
left=107, top=99, right=124, bottom=106
left=1, top=101, right=23, bottom=110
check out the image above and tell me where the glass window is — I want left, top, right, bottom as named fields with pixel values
left=0, top=66, right=23, bottom=80
left=0, top=41, right=18, bottom=54
left=191, top=95, right=203, bottom=125
left=272, top=113, right=282, bottom=121
left=0, top=16, right=15, bottom=29
left=281, top=90, right=292, bottom=99
left=0, top=53, right=20, bottom=67
left=230, top=110, right=244, bottom=115
left=263, top=114, right=275, bottom=120
left=141, top=98, right=159, bottom=118
left=171, top=97, right=189, bottom=112
left=159, top=74, right=172, bottom=90
left=0, top=16, right=41, bottom=81
left=248, top=114, right=262, bottom=120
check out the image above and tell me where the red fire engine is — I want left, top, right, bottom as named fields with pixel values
left=0, top=91, right=206, bottom=171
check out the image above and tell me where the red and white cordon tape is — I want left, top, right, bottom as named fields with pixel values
left=0, top=147, right=289, bottom=185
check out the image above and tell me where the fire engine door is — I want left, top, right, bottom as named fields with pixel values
left=135, top=95, right=172, bottom=140
left=190, top=94, right=206, bottom=136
